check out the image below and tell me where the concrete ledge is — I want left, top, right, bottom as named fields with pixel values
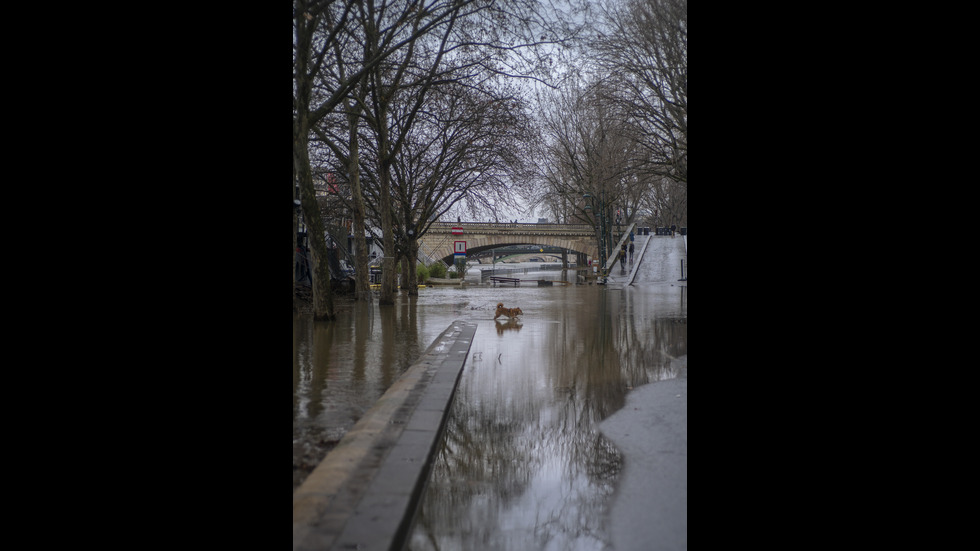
left=293, top=321, right=478, bottom=551
left=626, top=235, right=653, bottom=286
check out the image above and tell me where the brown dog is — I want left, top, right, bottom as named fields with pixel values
left=494, top=302, right=523, bottom=320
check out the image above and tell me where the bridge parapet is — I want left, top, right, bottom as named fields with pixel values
left=427, top=221, right=594, bottom=236
left=420, top=221, right=600, bottom=264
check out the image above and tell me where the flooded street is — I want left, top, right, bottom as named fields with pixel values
left=406, top=280, right=686, bottom=550
left=294, top=256, right=687, bottom=549
left=293, top=290, right=474, bottom=490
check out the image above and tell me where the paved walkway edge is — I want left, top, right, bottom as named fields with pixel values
left=626, top=235, right=653, bottom=285
left=293, top=320, right=478, bottom=551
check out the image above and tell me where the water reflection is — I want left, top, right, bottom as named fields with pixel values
left=408, top=284, right=686, bottom=550
left=493, top=319, right=523, bottom=334
left=293, top=273, right=687, bottom=547
left=466, top=264, right=581, bottom=285
left=292, top=299, right=426, bottom=491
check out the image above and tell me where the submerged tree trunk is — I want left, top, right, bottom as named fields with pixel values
left=293, top=2, right=334, bottom=321
left=400, top=251, right=410, bottom=292
left=294, top=128, right=335, bottom=321
left=293, top=160, right=299, bottom=311
left=376, top=103, right=397, bottom=305
left=378, top=168, right=396, bottom=305
left=405, top=238, right=419, bottom=295
left=347, top=102, right=372, bottom=302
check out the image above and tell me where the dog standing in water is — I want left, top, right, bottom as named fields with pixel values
left=494, top=302, right=523, bottom=320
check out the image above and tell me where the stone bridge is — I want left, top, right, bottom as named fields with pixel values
left=418, top=222, right=599, bottom=266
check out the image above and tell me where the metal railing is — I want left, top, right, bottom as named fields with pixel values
left=478, top=264, right=567, bottom=283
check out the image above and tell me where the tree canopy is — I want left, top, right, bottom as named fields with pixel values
left=293, top=0, right=687, bottom=316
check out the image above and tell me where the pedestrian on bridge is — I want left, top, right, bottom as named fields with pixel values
left=629, top=242, right=634, bottom=263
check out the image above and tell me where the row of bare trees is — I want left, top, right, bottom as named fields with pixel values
left=294, top=0, right=686, bottom=319
left=532, top=0, right=687, bottom=248
left=294, top=0, right=579, bottom=320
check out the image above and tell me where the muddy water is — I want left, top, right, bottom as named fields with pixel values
left=292, top=293, right=473, bottom=490
left=406, top=282, right=686, bottom=550
left=294, top=267, right=686, bottom=548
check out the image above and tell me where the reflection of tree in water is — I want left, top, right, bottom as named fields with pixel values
left=617, top=318, right=687, bottom=387
left=410, top=300, right=627, bottom=550
left=292, top=300, right=422, bottom=492
left=408, top=288, right=685, bottom=549
left=411, top=388, right=536, bottom=549
left=613, top=293, right=687, bottom=388
left=412, top=384, right=622, bottom=550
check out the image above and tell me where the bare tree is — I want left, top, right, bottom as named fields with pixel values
left=297, top=0, right=585, bottom=312
left=294, top=0, right=474, bottom=314
left=591, top=0, right=687, bottom=189
left=294, top=0, right=362, bottom=319
left=531, top=0, right=687, bottom=244
left=535, top=77, right=640, bottom=260
left=382, top=80, right=538, bottom=292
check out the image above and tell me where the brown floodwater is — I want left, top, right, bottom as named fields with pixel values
left=406, top=281, right=686, bottom=550
left=294, top=259, right=687, bottom=549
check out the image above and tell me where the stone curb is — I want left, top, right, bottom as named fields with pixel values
left=293, top=320, right=478, bottom=551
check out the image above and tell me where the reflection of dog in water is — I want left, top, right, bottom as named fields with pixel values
left=494, top=318, right=522, bottom=335
left=494, top=302, right=523, bottom=320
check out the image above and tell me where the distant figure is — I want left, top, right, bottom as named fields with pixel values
left=670, top=223, right=677, bottom=237
left=629, top=242, right=634, bottom=263
left=620, top=243, right=627, bottom=269
left=457, top=216, right=461, bottom=223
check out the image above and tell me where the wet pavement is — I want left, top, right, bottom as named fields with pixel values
left=600, top=358, right=687, bottom=551
left=294, top=235, right=687, bottom=550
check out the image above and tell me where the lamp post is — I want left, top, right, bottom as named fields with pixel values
left=583, top=192, right=608, bottom=283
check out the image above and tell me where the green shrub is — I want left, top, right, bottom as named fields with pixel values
left=416, top=263, right=430, bottom=282
left=428, top=262, right=447, bottom=279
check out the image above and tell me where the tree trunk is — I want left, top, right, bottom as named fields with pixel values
left=405, top=238, right=419, bottom=295
left=294, top=129, right=335, bottom=321
left=293, top=159, right=298, bottom=311
left=379, top=173, right=396, bottom=305
left=377, top=108, right=397, bottom=305
left=347, top=102, right=372, bottom=302
left=400, top=251, right=410, bottom=292
left=293, top=1, right=334, bottom=321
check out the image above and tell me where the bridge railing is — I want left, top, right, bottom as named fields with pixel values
left=478, top=264, right=567, bottom=283
left=427, top=221, right=594, bottom=233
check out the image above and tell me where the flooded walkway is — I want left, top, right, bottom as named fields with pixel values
left=405, top=284, right=686, bottom=550
left=294, top=238, right=687, bottom=549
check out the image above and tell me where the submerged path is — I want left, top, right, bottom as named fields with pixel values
left=293, top=235, right=689, bottom=550
left=293, top=321, right=477, bottom=551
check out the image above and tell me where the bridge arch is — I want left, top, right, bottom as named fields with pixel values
left=417, top=222, right=598, bottom=266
